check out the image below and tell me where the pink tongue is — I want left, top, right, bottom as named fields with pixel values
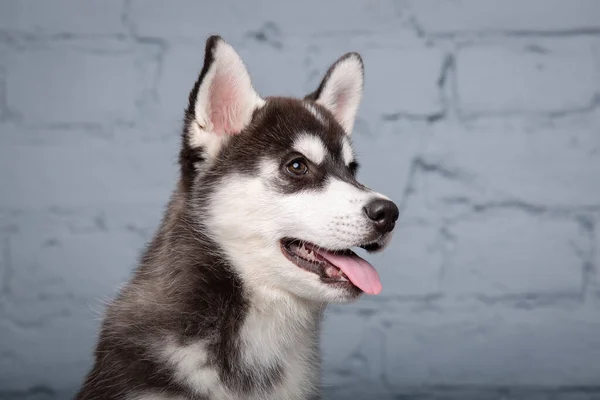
left=315, top=249, right=382, bottom=295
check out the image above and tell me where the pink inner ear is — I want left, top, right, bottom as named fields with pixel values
left=208, top=73, right=246, bottom=135
left=331, top=85, right=351, bottom=120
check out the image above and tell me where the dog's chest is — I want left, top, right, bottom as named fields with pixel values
left=238, top=300, right=322, bottom=399
left=166, top=300, right=322, bottom=400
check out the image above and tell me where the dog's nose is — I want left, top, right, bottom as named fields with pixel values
left=364, top=199, right=399, bottom=234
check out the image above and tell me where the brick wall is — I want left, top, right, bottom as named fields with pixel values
left=0, top=1, right=599, bottom=399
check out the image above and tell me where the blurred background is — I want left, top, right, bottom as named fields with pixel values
left=1, top=1, right=599, bottom=399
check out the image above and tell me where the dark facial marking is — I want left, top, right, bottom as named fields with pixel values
left=348, top=161, right=360, bottom=177
left=201, top=98, right=366, bottom=196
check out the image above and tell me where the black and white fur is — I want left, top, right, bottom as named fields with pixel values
left=76, top=36, right=398, bottom=400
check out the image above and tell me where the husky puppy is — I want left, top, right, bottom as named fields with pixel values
left=76, top=35, right=398, bottom=400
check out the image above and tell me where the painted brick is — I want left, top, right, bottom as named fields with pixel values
left=363, top=48, right=446, bottom=118
left=151, top=43, right=204, bottom=125
left=0, top=207, right=162, bottom=389
left=6, top=46, right=139, bottom=124
left=376, top=223, right=443, bottom=296
left=321, top=313, right=368, bottom=375
left=236, top=38, right=310, bottom=97
left=408, top=0, right=600, bottom=35
left=444, top=211, right=585, bottom=296
left=131, top=0, right=400, bottom=39
left=0, top=139, right=178, bottom=209
left=321, top=312, right=390, bottom=396
left=594, top=227, right=600, bottom=295
left=344, top=121, right=425, bottom=199
left=0, top=308, right=99, bottom=391
left=0, top=42, right=8, bottom=120
left=5, top=212, right=144, bottom=302
left=421, top=118, right=600, bottom=208
left=0, top=0, right=126, bottom=36
left=1, top=0, right=600, bottom=398
left=0, top=120, right=141, bottom=146
left=456, top=42, right=597, bottom=115
left=236, top=0, right=401, bottom=36
left=384, top=303, right=600, bottom=388
left=130, top=0, right=252, bottom=40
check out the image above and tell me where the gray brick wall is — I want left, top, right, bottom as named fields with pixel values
left=0, top=1, right=599, bottom=399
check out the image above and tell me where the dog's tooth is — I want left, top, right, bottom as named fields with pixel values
left=325, top=265, right=341, bottom=278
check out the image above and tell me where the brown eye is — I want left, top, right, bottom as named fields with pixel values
left=286, top=158, right=309, bottom=176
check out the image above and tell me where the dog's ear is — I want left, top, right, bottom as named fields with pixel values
left=305, top=53, right=364, bottom=134
left=181, top=36, right=263, bottom=184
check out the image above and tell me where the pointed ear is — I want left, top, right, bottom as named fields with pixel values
left=181, top=36, right=263, bottom=178
left=305, top=53, right=364, bottom=134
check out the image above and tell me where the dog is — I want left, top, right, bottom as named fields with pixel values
left=76, top=35, right=399, bottom=400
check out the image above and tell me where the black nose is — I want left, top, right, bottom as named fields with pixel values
left=364, top=199, right=399, bottom=234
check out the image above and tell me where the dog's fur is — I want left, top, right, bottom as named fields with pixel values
left=76, top=36, right=397, bottom=400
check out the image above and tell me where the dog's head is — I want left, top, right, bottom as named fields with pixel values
left=180, top=36, right=398, bottom=303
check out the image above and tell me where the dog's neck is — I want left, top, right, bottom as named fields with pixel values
left=238, top=288, right=324, bottom=398
left=130, top=190, right=325, bottom=397
left=240, top=285, right=325, bottom=369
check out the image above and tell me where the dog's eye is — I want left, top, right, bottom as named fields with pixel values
left=286, top=158, right=309, bottom=176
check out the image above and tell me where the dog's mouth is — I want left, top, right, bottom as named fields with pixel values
left=280, top=238, right=383, bottom=295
